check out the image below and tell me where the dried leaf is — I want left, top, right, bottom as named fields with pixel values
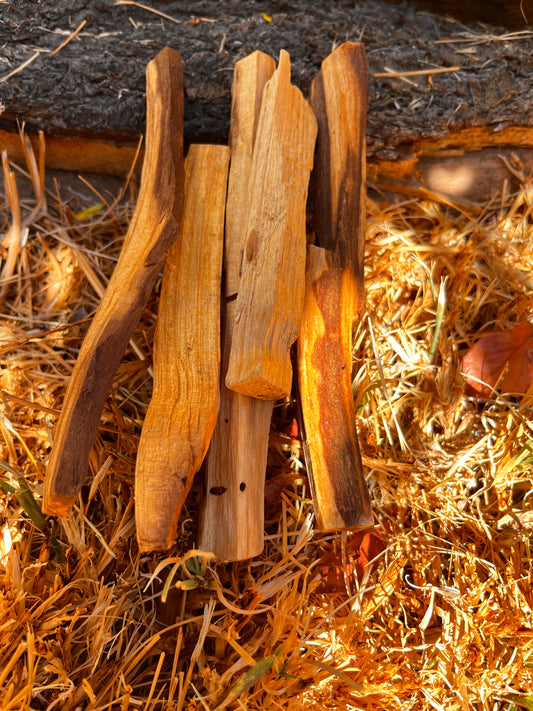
left=461, top=321, right=533, bottom=397
left=314, top=531, right=386, bottom=594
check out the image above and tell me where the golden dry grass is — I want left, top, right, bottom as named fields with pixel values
left=1, top=135, right=532, bottom=710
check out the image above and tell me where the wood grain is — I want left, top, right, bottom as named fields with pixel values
left=225, top=50, right=317, bottom=400
left=223, top=50, right=276, bottom=298
left=199, top=299, right=274, bottom=560
left=199, top=52, right=275, bottom=561
left=309, top=41, right=366, bottom=313
left=135, top=143, right=229, bottom=552
left=298, top=246, right=373, bottom=530
left=43, top=47, right=184, bottom=516
left=298, top=42, right=372, bottom=531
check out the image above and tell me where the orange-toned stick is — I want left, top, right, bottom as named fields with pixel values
left=225, top=50, right=317, bottom=401
left=135, top=144, right=229, bottom=551
left=298, top=42, right=373, bottom=531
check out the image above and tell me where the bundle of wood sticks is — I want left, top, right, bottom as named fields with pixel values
left=43, top=43, right=373, bottom=560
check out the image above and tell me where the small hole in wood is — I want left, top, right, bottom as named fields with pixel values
left=210, top=486, right=227, bottom=495
left=239, top=482, right=246, bottom=491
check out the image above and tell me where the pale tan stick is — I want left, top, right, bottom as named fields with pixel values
left=0, top=151, right=24, bottom=309
left=199, top=52, right=276, bottom=561
left=298, top=42, right=373, bottom=531
left=199, top=301, right=274, bottom=560
left=223, top=50, right=276, bottom=298
left=225, top=50, right=317, bottom=401
left=135, top=144, right=229, bottom=552
left=43, top=47, right=184, bottom=516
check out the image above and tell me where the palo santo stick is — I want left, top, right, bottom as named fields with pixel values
left=199, top=300, right=274, bottom=560
left=199, top=51, right=275, bottom=561
left=298, top=42, right=372, bottom=531
left=44, top=47, right=184, bottom=517
left=225, top=50, right=317, bottom=400
left=135, top=144, right=229, bottom=552
left=310, top=41, right=366, bottom=310
left=224, top=50, right=276, bottom=298
left=298, top=247, right=372, bottom=530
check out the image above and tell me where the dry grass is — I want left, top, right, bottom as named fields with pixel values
left=1, top=134, right=533, bottom=710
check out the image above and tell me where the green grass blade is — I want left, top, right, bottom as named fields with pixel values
left=429, top=275, right=448, bottom=364
left=230, top=650, right=283, bottom=698
left=506, top=696, right=533, bottom=711
left=0, top=460, right=49, bottom=532
left=0, top=478, right=16, bottom=495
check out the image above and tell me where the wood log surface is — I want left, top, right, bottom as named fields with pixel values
left=198, top=51, right=275, bottom=562
left=1, top=1, right=532, bottom=203
left=135, top=144, right=229, bottom=552
left=43, top=47, right=184, bottom=517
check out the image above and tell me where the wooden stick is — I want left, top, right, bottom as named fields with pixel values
left=309, top=41, right=366, bottom=310
left=43, top=47, right=184, bottom=517
left=199, top=300, right=275, bottom=560
left=135, top=144, right=229, bottom=552
left=225, top=50, right=317, bottom=401
left=298, top=247, right=372, bottom=530
left=223, top=50, right=276, bottom=298
left=297, top=42, right=373, bottom=531
left=199, top=51, right=275, bottom=561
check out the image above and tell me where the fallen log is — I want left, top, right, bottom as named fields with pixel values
left=1, top=2, right=532, bottom=203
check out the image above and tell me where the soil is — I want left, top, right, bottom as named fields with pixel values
left=0, top=0, right=532, bottom=160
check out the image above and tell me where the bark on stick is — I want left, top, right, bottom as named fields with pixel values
left=298, top=42, right=373, bottom=531
left=44, top=47, right=184, bottom=516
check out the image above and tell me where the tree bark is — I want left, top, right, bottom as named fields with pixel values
left=1, top=0, right=532, bottom=159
